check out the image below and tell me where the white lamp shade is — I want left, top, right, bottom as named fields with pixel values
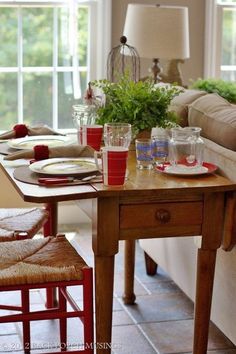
left=123, top=4, right=190, bottom=60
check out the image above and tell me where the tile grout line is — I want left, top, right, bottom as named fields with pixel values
left=136, top=323, right=161, bottom=354
left=134, top=274, right=152, bottom=295
left=114, top=295, right=160, bottom=354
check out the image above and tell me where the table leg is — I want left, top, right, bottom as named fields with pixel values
left=44, top=202, right=58, bottom=237
left=92, top=197, right=119, bottom=354
left=95, top=255, right=115, bottom=354
left=122, top=239, right=136, bottom=305
left=43, top=202, right=58, bottom=308
left=193, top=192, right=224, bottom=353
left=222, top=191, right=236, bottom=251
left=193, top=248, right=217, bottom=354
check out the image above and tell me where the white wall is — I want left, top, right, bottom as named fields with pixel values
left=111, top=0, right=205, bottom=87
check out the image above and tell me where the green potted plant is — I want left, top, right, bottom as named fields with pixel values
left=190, top=78, right=236, bottom=103
left=92, top=74, right=181, bottom=137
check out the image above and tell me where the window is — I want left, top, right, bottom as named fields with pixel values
left=218, top=1, right=236, bottom=80
left=205, top=0, right=236, bottom=80
left=0, top=0, right=111, bottom=131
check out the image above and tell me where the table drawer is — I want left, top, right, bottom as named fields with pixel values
left=120, top=202, right=203, bottom=229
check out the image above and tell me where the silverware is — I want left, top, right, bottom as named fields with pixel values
left=38, top=174, right=99, bottom=185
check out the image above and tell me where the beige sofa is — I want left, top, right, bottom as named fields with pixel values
left=139, top=90, right=236, bottom=345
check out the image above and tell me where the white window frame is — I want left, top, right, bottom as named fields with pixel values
left=204, top=0, right=236, bottom=79
left=0, top=0, right=111, bottom=131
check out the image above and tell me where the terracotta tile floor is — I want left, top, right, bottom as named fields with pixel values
left=0, top=222, right=236, bottom=354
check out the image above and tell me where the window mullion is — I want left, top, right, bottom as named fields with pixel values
left=71, top=0, right=81, bottom=99
left=88, top=2, right=94, bottom=81
left=17, top=6, right=23, bottom=123
left=53, top=6, right=58, bottom=129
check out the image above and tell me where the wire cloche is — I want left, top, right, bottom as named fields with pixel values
left=107, top=36, right=140, bottom=82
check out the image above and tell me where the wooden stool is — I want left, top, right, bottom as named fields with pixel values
left=0, top=235, right=93, bottom=353
left=0, top=207, right=48, bottom=241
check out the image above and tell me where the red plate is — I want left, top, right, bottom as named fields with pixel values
left=155, top=162, right=218, bottom=176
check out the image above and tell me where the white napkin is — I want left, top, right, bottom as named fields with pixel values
left=0, top=125, right=64, bottom=140
left=4, top=145, right=95, bottom=161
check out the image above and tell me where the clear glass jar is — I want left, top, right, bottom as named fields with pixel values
left=72, top=104, right=97, bottom=128
left=169, top=127, right=204, bottom=168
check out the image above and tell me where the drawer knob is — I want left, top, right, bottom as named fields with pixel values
left=156, top=209, right=171, bottom=223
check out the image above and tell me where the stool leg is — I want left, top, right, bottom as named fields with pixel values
left=83, top=267, right=94, bottom=354
left=21, top=289, right=30, bottom=354
left=44, top=202, right=58, bottom=308
left=59, top=286, right=67, bottom=351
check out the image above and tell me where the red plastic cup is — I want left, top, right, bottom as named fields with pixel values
left=94, top=146, right=128, bottom=186
left=78, top=125, right=103, bottom=151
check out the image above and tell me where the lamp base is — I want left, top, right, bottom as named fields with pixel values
left=151, top=58, right=162, bottom=84
left=161, top=59, right=185, bottom=86
left=141, top=58, right=185, bottom=87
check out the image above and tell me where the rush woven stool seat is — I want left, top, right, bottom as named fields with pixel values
left=0, top=207, right=48, bottom=241
left=0, top=235, right=93, bottom=354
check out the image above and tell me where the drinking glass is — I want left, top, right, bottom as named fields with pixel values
left=72, top=104, right=103, bottom=150
left=77, top=125, right=103, bottom=151
left=94, top=146, right=129, bottom=186
left=135, top=138, right=153, bottom=169
left=151, top=128, right=169, bottom=166
left=72, top=104, right=97, bottom=128
left=103, top=123, right=132, bottom=148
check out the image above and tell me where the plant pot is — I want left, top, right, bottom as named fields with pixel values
left=135, top=130, right=151, bottom=139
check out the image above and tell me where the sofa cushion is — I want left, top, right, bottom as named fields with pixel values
left=188, top=93, right=236, bottom=151
left=169, top=89, right=207, bottom=126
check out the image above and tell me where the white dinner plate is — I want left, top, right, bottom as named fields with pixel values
left=8, top=135, right=72, bottom=150
left=29, top=157, right=98, bottom=176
